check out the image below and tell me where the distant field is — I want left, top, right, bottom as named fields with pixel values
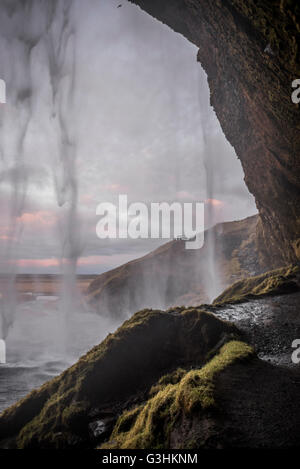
left=0, top=275, right=97, bottom=297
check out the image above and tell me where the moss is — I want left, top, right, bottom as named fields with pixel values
left=16, top=392, right=89, bottom=448
left=175, top=341, right=253, bottom=413
left=149, top=368, right=187, bottom=397
left=112, top=406, right=142, bottom=435
left=213, top=264, right=300, bottom=305
left=1, top=308, right=162, bottom=447
left=101, top=341, right=254, bottom=449
left=1, top=306, right=239, bottom=448
left=101, top=384, right=177, bottom=449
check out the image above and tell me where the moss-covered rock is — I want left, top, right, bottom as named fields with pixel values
left=101, top=341, right=254, bottom=449
left=2, top=263, right=300, bottom=449
left=213, top=264, right=300, bottom=305
left=0, top=307, right=238, bottom=448
left=1, top=268, right=300, bottom=449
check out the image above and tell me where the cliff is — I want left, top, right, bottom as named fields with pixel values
left=130, top=0, right=300, bottom=266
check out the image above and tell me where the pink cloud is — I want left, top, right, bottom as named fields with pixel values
left=0, top=234, right=16, bottom=241
left=78, top=256, right=103, bottom=266
left=77, top=255, right=130, bottom=266
left=10, top=254, right=137, bottom=272
left=17, top=210, right=57, bottom=227
left=81, top=194, right=94, bottom=204
left=13, top=256, right=119, bottom=269
left=15, top=258, right=60, bottom=268
left=104, top=183, right=129, bottom=193
left=205, top=198, right=224, bottom=208
left=176, top=190, right=196, bottom=200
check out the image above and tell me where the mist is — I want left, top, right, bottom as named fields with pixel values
left=0, top=0, right=257, bottom=382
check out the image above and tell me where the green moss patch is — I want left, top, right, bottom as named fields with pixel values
left=1, top=307, right=238, bottom=448
left=213, top=264, right=300, bottom=305
left=101, top=340, right=254, bottom=449
left=0, top=308, right=164, bottom=447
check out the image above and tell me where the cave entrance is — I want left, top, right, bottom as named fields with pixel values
left=73, top=0, right=258, bottom=303
left=74, top=0, right=257, bottom=271
left=0, top=0, right=258, bottom=404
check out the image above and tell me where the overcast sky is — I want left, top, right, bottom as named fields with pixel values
left=0, top=0, right=257, bottom=274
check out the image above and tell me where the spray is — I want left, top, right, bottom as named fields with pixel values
left=0, top=1, right=81, bottom=349
left=45, top=1, right=83, bottom=346
left=197, top=71, right=223, bottom=302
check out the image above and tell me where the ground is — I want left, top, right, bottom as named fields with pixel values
left=1, top=264, right=300, bottom=449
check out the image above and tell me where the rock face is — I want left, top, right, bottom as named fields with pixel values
left=87, top=215, right=264, bottom=318
left=130, top=0, right=300, bottom=266
left=212, top=264, right=300, bottom=366
left=214, top=263, right=300, bottom=305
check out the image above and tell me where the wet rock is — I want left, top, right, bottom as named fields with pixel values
left=89, top=420, right=106, bottom=438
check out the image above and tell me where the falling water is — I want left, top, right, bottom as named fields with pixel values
left=45, top=1, right=83, bottom=344
left=198, top=73, right=224, bottom=303
left=0, top=0, right=81, bottom=344
left=0, top=1, right=250, bottom=414
left=0, top=0, right=38, bottom=339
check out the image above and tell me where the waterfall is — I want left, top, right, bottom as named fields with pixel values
left=0, top=0, right=80, bottom=340
left=46, top=1, right=83, bottom=332
left=198, top=73, right=223, bottom=303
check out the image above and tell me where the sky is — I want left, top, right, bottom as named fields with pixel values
left=0, top=0, right=257, bottom=275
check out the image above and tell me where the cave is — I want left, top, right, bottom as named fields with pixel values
left=129, top=0, right=300, bottom=266
left=0, top=0, right=300, bottom=451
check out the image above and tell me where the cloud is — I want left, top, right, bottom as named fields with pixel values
left=14, top=258, right=59, bottom=268
left=0, top=164, right=49, bottom=188
left=0, top=0, right=257, bottom=275
left=17, top=210, right=57, bottom=227
left=9, top=253, right=138, bottom=274
left=205, top=199, right=225, bottom=208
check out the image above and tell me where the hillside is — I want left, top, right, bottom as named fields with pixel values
left=87, top=215, right=266, bottom=318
